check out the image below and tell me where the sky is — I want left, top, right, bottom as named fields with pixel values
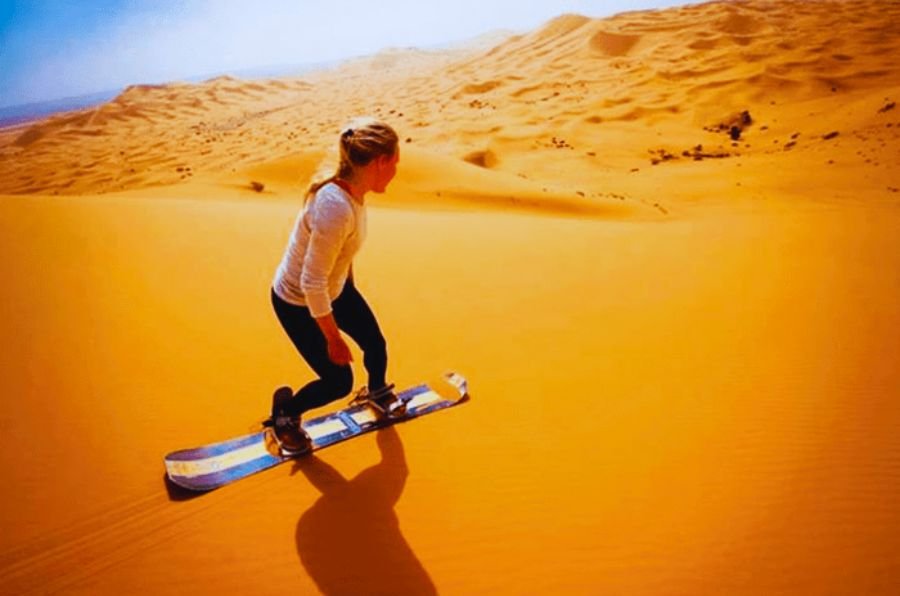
left=0, top=0, right=691, bottom=108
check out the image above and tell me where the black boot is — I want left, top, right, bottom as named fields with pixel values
left=366, top=384, right=407, bottom=417
left=268, top=386, right=312, bottom=455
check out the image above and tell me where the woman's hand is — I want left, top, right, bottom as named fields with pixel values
left=315, top=313, right=353, bottom=365
left=327, top=336, right=353, bottom=366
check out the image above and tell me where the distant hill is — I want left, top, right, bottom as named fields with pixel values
left=0, top=91, right=121, bottom=128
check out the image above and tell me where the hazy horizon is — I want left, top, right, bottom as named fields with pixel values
left=0, top=0, right=692, bottom=109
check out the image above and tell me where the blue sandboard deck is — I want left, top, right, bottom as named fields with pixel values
left=165, top=372, right=469, bottom=491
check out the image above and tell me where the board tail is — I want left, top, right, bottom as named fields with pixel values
left=444, top=371, right=469, bottom=400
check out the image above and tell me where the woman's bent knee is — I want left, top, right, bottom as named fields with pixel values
left=328, top=366, right=354, bottom=397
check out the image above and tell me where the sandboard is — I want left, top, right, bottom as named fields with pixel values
left=164, top=372, right=469, bottom=491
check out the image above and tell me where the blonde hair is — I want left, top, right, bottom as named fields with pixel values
left=306, top=117, right=399, bottom=201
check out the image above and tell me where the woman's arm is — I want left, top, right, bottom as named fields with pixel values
left=300, top=193, right=355, bottom=365
left=300, top=196, right=353, bottom=318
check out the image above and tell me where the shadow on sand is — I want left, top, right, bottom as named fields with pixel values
left=292, top=425, right=437, bottom=595
left=163, top=473, right=204, bottom=501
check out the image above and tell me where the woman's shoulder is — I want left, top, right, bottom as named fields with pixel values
left=316, top=182, right=353, bottom=206
left=310, top=183, right=354, bottom=224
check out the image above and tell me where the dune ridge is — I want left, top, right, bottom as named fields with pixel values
left=0, top=0, right=897, bottom=208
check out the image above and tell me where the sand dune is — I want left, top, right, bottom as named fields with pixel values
left=1, top=1, right=899, bottom=594
left=2, top=0, right=897, bottom=203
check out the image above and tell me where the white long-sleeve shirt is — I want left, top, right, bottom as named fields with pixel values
left=272, top=182, right=367, bottom=317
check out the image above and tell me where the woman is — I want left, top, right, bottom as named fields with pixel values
left=269, top=118, right=403, bottom=455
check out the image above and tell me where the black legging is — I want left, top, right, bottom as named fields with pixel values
left=271, top=282, right=388, bottom=417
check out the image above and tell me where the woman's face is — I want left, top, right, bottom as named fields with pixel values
left=372, top=148, right=399, bottom=193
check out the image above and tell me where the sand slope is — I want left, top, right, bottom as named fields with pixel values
left=1, top=1, right=899, bottom=594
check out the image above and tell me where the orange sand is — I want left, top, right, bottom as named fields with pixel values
left=1, top=1, right=899, bottom=594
